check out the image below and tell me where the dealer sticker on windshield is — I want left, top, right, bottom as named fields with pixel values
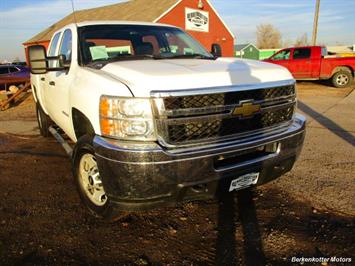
left=229, top=173, right=259, bottom=192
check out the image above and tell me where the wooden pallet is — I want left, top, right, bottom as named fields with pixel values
left=0, top=83, right=31, bottom=111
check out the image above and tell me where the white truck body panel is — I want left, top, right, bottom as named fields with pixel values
left=101, top=58, right=293, bottom=97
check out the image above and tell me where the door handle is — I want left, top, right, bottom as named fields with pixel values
left=49, top=81, right=55, bottom=86
left=41, top=77, right=45, bottom=81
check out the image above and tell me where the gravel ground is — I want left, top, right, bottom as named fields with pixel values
left=0, top=81, right=354, bottom=265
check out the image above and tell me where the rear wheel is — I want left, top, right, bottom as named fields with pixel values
left=72, top=135, right=126, bottom=221
left=36, top=103, right=52, bottom=137
left=332, top=70, right=353, bottom=88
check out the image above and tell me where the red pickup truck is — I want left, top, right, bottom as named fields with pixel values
left=264, top=46, right=355, bottom=88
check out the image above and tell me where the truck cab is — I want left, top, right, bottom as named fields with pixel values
left=29, top=21, right=306, bottom=220
left=265, top=46, right=355, bottom=88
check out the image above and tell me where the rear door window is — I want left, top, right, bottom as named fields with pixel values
left=293, top=48, right=311, bottom=59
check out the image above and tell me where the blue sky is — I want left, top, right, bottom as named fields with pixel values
left=0, top=0, right=354, bottom=61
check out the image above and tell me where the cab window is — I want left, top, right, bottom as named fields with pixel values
left=272, top=49, right=290, bottom=60
left=48, top=32, right=61, bottom=57
left=48, top=32, right=61, bottom=68
left=59, top=29, right=73, bottom=63
left=293, top=48, right=311, bottom=59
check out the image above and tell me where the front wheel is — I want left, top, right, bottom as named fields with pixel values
left=331, top=70, right=353, bottom=88
left=72, top=135, right=126, bottom=221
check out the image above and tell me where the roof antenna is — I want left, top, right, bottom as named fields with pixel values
left=70, top=0, right=83, bottom=64
left=70, top=0, right=78, bottom=25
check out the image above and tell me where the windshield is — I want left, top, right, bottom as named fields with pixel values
left=78, top=24, right=214, bottom=65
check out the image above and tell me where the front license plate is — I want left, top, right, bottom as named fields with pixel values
left=229, top=173, right=259, bottom=192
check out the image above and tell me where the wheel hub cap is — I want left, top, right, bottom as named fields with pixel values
left=336, top=74, right=348, bottom=85
left=79, top=153, right=107, bottom=206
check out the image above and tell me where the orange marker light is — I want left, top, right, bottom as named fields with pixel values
left=100, top=97, right=110, bottom=117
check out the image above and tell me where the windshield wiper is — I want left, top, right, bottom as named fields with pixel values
left=162, top=54, right=215, bottom=60
left=87, top=54, right=161, bottom=68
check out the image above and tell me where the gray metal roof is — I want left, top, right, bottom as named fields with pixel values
left=234, top=43, right=258, bottom=51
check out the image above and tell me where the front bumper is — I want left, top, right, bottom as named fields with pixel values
left=94, top=114, right=306, bottom=211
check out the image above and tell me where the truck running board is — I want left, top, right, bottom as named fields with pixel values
left=49, top=126, right=73, bottom=158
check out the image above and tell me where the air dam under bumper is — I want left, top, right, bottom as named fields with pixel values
left=94, top=114, right=306, bottom=211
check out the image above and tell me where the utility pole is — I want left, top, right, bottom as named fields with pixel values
left=312, top=0, right=321, bottom=45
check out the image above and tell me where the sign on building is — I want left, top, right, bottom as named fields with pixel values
left=185, top=8, right=209, bottom=32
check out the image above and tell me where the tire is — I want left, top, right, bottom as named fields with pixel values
left=72, top=134, right=127, bottom=221
left=36, top=103, right=52, bottom=137
left=331, top=70, right=353, bottom=88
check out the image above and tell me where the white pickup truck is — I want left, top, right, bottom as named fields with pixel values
left=29, top=21, right=305, bottom=220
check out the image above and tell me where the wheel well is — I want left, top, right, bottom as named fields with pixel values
left=72, top=108, right=95, bottom=140
left=332, top=66, right=354, bottom=77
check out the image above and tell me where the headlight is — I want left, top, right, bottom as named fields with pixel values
left=99, top=96, right=156, bottom=141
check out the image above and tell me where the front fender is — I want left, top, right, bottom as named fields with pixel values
left=69, top=67, right=133, bottom=141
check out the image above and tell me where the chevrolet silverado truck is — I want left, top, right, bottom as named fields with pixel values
left=28, top=21, right=305, bottom=220
left=264, top=46, right=355, bottom=88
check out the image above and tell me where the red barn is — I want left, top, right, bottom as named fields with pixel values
left=23, top=0, right=235, bottom=62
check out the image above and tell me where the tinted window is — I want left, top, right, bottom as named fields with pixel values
left=59, top=29, right=72, bottom=63
left=293, top=48, right=311, bottom=59
left=272, top=49, right=290, bottom=60
left=0, top=66, right=9, bottom=75
left=9, top=67, right=19, bottom=73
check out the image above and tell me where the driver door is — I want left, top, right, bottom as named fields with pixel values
left=269, top=49, right=291, bottom=71
left=44, top=29, right=73, bottom=130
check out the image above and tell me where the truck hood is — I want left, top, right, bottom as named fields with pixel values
left=101, top=58, right=293, bottom=97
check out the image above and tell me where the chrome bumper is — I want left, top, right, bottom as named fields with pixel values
left=94, top=114, right=306, bottom=211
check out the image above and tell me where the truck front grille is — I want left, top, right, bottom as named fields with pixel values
left=167, top=106, right=294, bottom=143
left=163, top=85, right=295, bottom=110
left=152, top=81, right=296, bottom=147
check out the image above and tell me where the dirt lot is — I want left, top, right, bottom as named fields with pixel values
left=0, top=81, right=354, bottom=265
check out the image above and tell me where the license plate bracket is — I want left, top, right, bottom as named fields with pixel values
left=229, top=172, right=259, bottom=192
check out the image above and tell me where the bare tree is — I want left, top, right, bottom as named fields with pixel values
left=294, top=33, right=309, bottom=47
left=282, top=38, right=293, bottom=48
left=256, top=23, right=282, bottom=49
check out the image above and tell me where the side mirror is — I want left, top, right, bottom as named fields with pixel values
left=211, top=43, right=222, bottom=58
left=58, top=54, right=71, bottom=69
left=28, top=45, right=48, bottom=74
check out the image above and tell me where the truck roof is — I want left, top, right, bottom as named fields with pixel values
left=282, top=45, right=326, bottom=50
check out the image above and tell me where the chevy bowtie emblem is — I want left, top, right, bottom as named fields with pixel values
left=233, top=101, right=261, bottom=118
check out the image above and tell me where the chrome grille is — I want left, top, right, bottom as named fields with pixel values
left=166, top=106, right=294, bottom=143
left=163, top=85, right=295, bottom=110
left=152, top=81, right=296, bottom=147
